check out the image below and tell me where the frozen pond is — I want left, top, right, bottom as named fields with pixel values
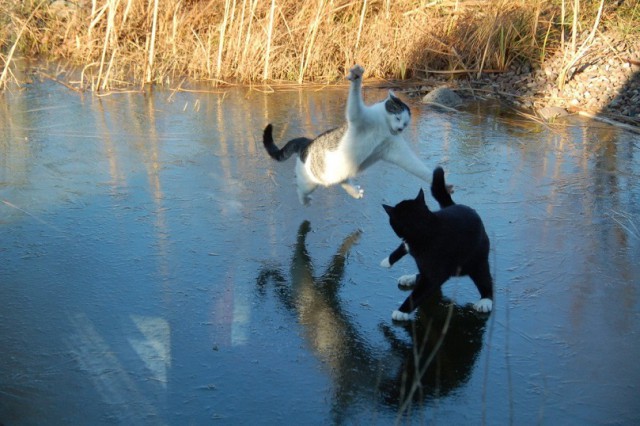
left=1, top=80, right=639, bottom=425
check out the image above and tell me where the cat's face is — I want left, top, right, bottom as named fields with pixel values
left=383, top=189, right=429, bottom=239
left=385, top=91, right=411, bottom=135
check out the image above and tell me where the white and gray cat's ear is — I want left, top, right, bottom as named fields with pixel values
left=388, top=90, right=397, bottom=99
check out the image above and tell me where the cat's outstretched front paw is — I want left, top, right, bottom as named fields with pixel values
left=347, top=64, right=365, bottom=81
left=392, top=310, right=411, bottom=321
left=397, top=274, right=417, bottom=289
left=380, top=257, right=391, bottom=268
left=474, top=298, right=493, bottom=313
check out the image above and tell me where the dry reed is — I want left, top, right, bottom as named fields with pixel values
left=0, top=0, right=637, bottom=91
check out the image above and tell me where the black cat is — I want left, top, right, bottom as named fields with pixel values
left=381, top=167, right=493, bottom=321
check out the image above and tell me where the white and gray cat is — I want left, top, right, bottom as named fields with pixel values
left=262, top=64, right=434, bottom=205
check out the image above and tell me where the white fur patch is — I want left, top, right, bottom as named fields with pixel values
left=392, top=310, right=411, bottom=321
left=380, top=257, right=391, bottom=268
left=397, top=274, right=417, bottom=289
left=474, top=298, right=493, bottom=313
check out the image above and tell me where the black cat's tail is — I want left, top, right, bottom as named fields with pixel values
left=263, top=124, right=313, bottom=162
left=431, top=167, right=455, bottom=208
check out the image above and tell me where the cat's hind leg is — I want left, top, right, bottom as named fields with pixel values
left=392, top=310, right=411, bottom=321
left=468, top=259, right=494, bottom=313
left=297, top=182, right=317, bottom=205
left=295, top=160, right=319, bottom=205
left=474, top=298, right=493, bottom=313
left=340, top=180, right=364, bottom=199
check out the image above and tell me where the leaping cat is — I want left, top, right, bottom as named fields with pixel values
left=262, top=64, right=434, bottom=205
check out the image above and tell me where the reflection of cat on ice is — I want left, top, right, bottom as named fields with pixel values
left=256, top=221, right=488, bottom=421
left=263, top=64, right=434, bottom=205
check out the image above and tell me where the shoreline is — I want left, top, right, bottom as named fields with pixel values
left=2, top=1, right=638, bottom=134
left=22, top=55, right=640, bottom=135
left=11, top=26, right=640, bottom=134
left=410, top=31, right=640, bottom=131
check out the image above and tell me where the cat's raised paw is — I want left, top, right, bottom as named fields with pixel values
left=397, top=274, right=417, bottom=289
left=380, top=257, right=391, bottom=268
left=474, top=298, right=493, bottom=313
left=392, top=310, right=411, bottom=321
left=347, top=65, right=365, bottom=81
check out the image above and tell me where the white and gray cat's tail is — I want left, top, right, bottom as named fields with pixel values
left=263, top=124, right=313, bottom=162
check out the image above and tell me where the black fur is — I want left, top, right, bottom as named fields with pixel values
left=384, top=167, right=456, bottom=267
left=382, top=167, right=493, bottom=316
left=386, top=243, right=408, bottom=266
left=263, top=124, right=313, bottom=162
left=385, top=93, right=411, bottom=116
left=431, top=166, right=454, bottom=208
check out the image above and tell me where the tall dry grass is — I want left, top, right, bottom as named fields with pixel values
left=0, top=0, right=637, bottom=91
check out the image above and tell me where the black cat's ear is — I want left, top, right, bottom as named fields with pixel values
left=416, top=189, right=425, bottom=204
left=382, top=204, right=394, bottom=217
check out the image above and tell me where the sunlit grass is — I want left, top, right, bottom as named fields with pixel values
left=0, top=0, right=637, bottom=91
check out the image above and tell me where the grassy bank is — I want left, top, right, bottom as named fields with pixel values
left=0, top=0, right=638, bottom=91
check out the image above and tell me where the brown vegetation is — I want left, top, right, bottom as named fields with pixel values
left=0, top=0, right=638, bottom=92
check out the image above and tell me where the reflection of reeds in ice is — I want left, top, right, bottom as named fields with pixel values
left=394, top=302, right=454, bottom=421
left=608, top=208, right=640, bottom=240
left=2, top=1, right=633, bottom=91
left=66, top=312, right=163, bottom=418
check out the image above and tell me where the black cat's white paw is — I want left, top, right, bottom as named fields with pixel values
left=380, top=257, right=391, bottom=268
left=474, top=298, right=493, bottom=313
left=392, top=310, right=411, bottom=321
left=347, top=65, right=364, bottom=81
left=397, top=274, right=417, bottom=289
